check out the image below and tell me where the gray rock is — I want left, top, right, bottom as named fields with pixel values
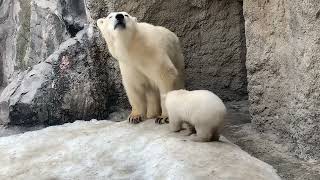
left=0, top=0, right=21, bottom=86
left=0, top=0, right=88, bottom=86
left=25, top=0, right=70, bottom=68
left=0, top=25, right=125, bottom=125
left=58, top=0, right=87, bottom=37
left=244, top=0, right=320, bottom=160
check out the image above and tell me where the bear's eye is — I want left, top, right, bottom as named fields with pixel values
left=125, top=14, right=129, bottom=17
left=109, top=16, right=112, bottom=19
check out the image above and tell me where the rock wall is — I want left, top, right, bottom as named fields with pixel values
left=0, top=0, right=247, bottom=125
left=87, top=0, right=248, bottom=101
left=244, top=0, right=320, bottom=160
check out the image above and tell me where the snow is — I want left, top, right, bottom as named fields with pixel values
left=0, top=120, right=281, bottom=180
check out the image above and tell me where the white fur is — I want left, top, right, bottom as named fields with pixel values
left=97, top=12, right=185, bottom=122
left=165, top=89, right=227, bottom=142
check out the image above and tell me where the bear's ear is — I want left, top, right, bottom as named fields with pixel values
left=132, top=17, right=138, bottom=22
left=97, top=19, right=104, bottom=25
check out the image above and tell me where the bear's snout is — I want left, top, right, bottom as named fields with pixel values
left=114, top=14, right=126, bottom=30
left=115, top=14, right=124, bottom=21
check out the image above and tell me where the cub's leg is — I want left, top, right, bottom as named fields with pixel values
left=146, top=88, right=161, bottom=119
left=180, top=122, right=196, bottom=136
left=120, top=63, right=147, bottom=124
left=211, top=130, right=220, bottom=141
left=190, top=125, right=214, bottom=142
left=169, top=117, right=183, bottom=132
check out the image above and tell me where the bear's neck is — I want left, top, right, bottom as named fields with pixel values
left=115, top=29, right=137, bottom=49
left=110, top=29, right=138, bottom=61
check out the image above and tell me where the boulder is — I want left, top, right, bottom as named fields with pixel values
left=0, top=26, right=126, bottom=125
left=0, top=120, right=281, bottom=180
left=244, top=0, right=320, bottom=160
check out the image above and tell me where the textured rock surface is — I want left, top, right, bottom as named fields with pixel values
left=25, top=0, right=70, bottom=68
left=223, top=101, right=320, bottom=180
left=244, top=0, right=320, bottom=160
left=0, top=0, right=20, bottom=85
left=0, top=0, right=86, bottom=86
left=86, top=0, right=248, bottom=101
left=0, top=120, right=281, bottom=180
left=0, top=26, right=126, bottom=125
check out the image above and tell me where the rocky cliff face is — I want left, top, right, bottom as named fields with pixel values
left=0, top=0, right=248, bottom=125
left=244, top=0, right=320, bottom=160
left=87, top=0, right=248, bottom=101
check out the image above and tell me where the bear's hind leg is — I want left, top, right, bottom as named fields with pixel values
left=146, top=89, right=161, bottom=119
left=155, top=58, right=181, bottom=124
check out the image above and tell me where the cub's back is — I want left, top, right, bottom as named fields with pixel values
left=189, top=90, right=226, bottom=112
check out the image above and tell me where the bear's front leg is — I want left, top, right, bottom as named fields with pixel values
left=120, top=65, right=147, bottom=124
left=125, top=87, right=147, bottom=124
left=126, top=90, right=147, bottom=124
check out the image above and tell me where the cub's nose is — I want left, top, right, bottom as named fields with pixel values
left=115, top=14, right=124, bottom=21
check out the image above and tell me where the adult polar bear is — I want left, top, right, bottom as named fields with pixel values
left=97, top=12, right=185, bottom=124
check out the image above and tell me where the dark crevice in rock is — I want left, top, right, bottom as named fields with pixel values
left=316, top=10, right=320, bottom=19
left=59, top=0, right=87, bottom=37
left=238, top=0, right=248, bottom=100
left=0, top=51, right=3, bottom=86
left=65, top=23, right=83, bottom=37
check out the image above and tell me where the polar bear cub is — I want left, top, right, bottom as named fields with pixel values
left=97, top=12, right=185, bottom=124
left=165, top=89, right=227, bottom=142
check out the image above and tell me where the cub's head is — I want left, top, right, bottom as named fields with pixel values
left=97, top=12, right=137, bottom=38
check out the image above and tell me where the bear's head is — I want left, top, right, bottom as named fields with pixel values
left=97, top=12, right=137, bottom=44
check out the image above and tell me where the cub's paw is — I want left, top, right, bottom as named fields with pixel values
left=189, top=134, right=210, bottom=142
left=180, top=129, right=196, bottom=136
left=128, top=114, right=143, bottom=124
left=155, top=116, right=169, bottom=124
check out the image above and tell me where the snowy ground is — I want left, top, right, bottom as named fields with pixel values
left=0, top=119, right=281, bottom=180
left=1, top=101, right=319, bottom=179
